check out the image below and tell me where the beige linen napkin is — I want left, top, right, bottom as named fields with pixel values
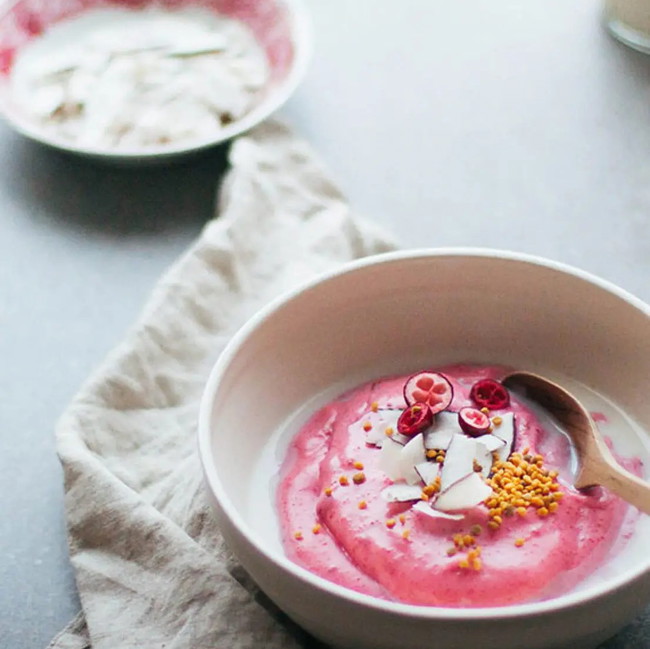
left=49, top=121, right=396, bottom=649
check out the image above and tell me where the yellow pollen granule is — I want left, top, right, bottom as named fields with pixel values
left=385, top=427, right=394, bottom=437
left=386, top=518, right=396, bottom=529
left=446, top=547, right=458, bottom=557
left=484, top=449, right=562, bottom=528
left=422, top=484, right=437, bottom=497
left=458, top=559, right=470, bottom=569
left=312, top=524, right=322, bottom=534
left=362, top=421, right=372, bottom=431
left=370, top=401, right=379, bottom=412
left=353, top=461, right=364, bottom=470
left=293, top=531, right=303, bottom=540
left=514, top=538, right=525, bottom=547
left=463, top=534, right=476, bottom=547
left=426, top=449, right=438, bottom=459
left=358, top=500, right=367, bottom=510
left=399, top=514, right=407, bottom=525
left=338, top=475, right=349, bottom=486
left=402, top=529, right=411, bottom=540
left=471, top=557, right=483, bottom=571
left=324, top=487, right=333, bottom=497
left=480, top=407, right=490, bottom=414
left=352, top=472, right=366, bottom=485
left=492, top=416, right=503, bottom=426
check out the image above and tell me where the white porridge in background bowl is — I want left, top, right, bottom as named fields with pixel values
left=0, top=0, right=310, bottom=162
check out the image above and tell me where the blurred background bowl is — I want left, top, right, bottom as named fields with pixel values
left=0, top=0, right=311, bottom=163
left=199, top=248, right=650, bottom=649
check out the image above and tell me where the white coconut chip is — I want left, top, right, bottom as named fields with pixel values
left=412, top=501, right=464, bottom=520
left=398, top=433, right=427, bottom=485
left=491, top=412, right=516, bottom=462
left=434, top=472, right=493, bottom=512
left=423, top=411, right=459, bottom=450
left=350, top=409, right=402, bottom=447
left=381, top=484, right=423, bottom=503
left=390, top=431, right=413, bottom=446
left=439, top=433, right=476, bottom=492
left=378, top=435, right=405, bottom=481
left=474, top=439, right=494, bottom=479
left=478, top=434, right=507, bottom=453
left=414, top=461, right=441, bottom=486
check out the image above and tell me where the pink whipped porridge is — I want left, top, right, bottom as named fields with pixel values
left=277, top=364, right=642, bottom=607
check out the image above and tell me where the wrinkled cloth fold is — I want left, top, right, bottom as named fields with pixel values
left=50, top=122, right=396, bottom=649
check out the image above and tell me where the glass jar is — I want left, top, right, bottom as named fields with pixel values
left=606, top=0, right=650, bottom=53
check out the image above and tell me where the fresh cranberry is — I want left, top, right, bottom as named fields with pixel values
left=469, top=379, right=510, bottom=410
left=458, top=406, right=491, bottom=436
left=397, top=402, right=433, bottom=436
left=403, top=372, right=453, bottom=414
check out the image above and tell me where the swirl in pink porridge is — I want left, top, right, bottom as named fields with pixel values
left=277, top=364, right=641, bottom=607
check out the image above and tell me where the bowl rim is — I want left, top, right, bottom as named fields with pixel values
left=198, top=247, right=650, bottom=620
left=0, top=0, right=312, bottom=161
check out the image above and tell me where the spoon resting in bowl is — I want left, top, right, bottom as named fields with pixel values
left=502, top=370, right=650, bottom=515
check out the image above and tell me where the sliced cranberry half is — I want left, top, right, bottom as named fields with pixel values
left=458, top=407, right=491, bottom=437
left=403, top=372, right=453, bottom=414
left=469, top=379, right=510, bottom=410
left=397, top=403, right=433, bottom=436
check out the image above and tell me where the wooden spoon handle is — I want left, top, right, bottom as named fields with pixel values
left=588, top=463, right=650, bottom=515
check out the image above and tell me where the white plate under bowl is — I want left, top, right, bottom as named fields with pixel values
left=199, top=249, right=650, bottom=649
left=0, top=0, right=311, bottom=163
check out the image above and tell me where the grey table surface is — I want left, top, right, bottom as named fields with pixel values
left=1, top=0, right=649, bottom=647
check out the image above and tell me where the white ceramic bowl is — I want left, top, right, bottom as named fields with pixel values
left=199, top=249, right=650, bottom=649
left=0, top=0, right=310, bottom=163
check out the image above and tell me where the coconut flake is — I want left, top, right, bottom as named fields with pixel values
left=350, top=409, right=401, bottom=447
left=474, top=439, right=494, bottom=479
left=390, top=431, right=413, bottom=446
left=8, top=8, right=269, bottom=149
left=492, top=412, right=515, bottom=461
left=423, top=411, right=459, bottom=450
left=439, top=433, right=476, bottom=492
left=378, top=435, right=404, bottom=481
left=434, top=472, right=493, bottom=512
left=412, top=501, right=464, bottom=520
left=478, top=434, right=507, bottom=453
left=398, top=433, right=427, bottom=485
left=381, top=484, right=423, bottom=502
left=166, top=35, right=229, bottom=57
left=414, top=461, right=441, bottom=486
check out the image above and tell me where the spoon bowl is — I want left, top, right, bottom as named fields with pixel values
left=502, top=370, right=650, bottom=515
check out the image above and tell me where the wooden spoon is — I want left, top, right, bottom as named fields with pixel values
left=502, top=370, right=650, bottom=515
